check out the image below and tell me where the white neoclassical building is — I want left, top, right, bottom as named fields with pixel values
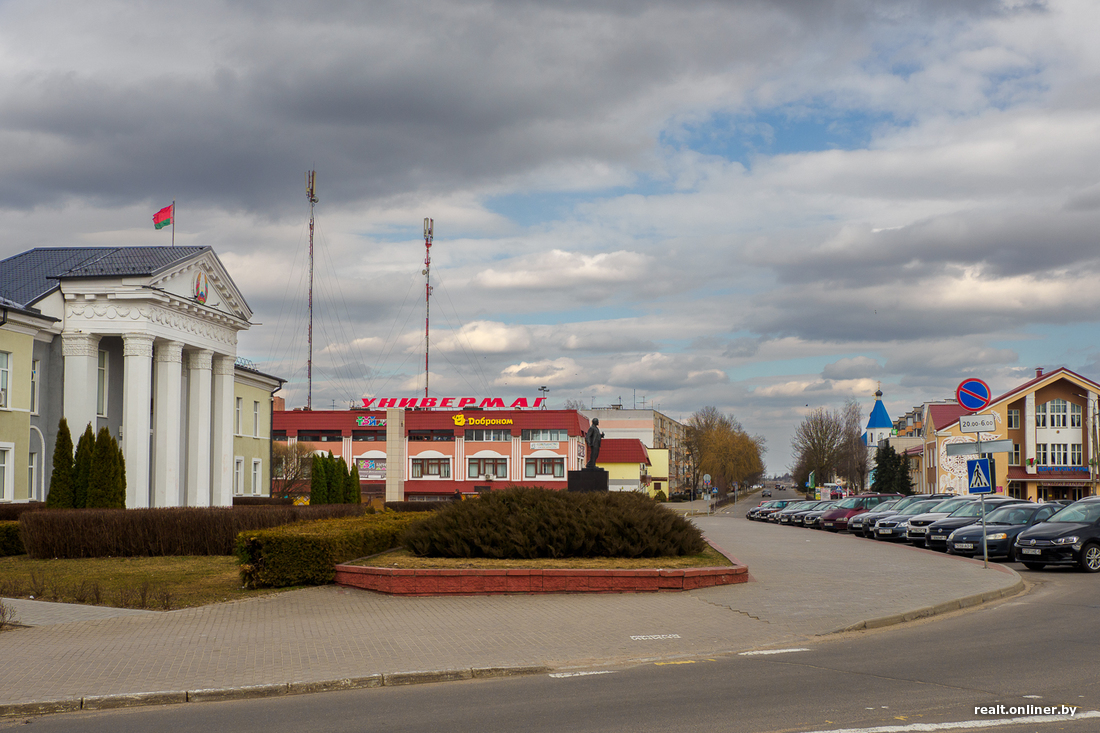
left=0, top=246, right=281, bottom=507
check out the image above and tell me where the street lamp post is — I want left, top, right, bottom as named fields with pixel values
left=538, top=385, right=549, bottom=409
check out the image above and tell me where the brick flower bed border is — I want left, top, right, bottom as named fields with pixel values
left=333, top=541, right=747, bottom=596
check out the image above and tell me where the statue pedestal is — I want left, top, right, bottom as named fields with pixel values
left=567, top=468, right=609, bottom=493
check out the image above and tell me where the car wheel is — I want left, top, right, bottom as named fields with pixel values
left=1079, top=543, right=1100, bottom=573
left=1005, top=545, right=1016, bottom=563
left=1021, top=561, right=1045, bottom=571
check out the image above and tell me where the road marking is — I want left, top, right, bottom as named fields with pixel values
left=630, top=634, right=681, bottom=640
left=548, top=671, right=615, bottom=678
left=738, top=648, right=811, bottom=656
left=798, top=710, right=1100, bottom=732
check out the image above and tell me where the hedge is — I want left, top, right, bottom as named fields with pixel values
left=403, top=487, right=706, bottom=559
left=0, top=502, right=44, bottom=522
left=236, top=513, right=423, bottom=588
left=233, top=496, right=295, bottom=506
left=19, top=505, right=373, bottom=559
left=383, top=501, right=454, bottom=513
left=0, top=521, right=24, bottom=557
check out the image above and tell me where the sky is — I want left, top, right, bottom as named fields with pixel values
left=3, top=0, right=1099, bottom=472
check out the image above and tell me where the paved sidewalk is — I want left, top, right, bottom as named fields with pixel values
left=0, top=512, right=1021, bottom=714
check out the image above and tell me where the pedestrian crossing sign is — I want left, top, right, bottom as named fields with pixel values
left=967, top=458, right=993, bottom=494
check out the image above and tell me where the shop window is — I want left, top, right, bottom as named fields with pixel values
left=521, top=429, right=568, bottom=442
left=1007, top=481, right=1024, bottom=499
left=297, top=430, right=342, bottom=442
left=464, top=429, right=511, bottom=441
left=273, top=430, right=288, bottom=442
left=1007, top=409, right=1020, bottom=430
left=411, top=458, right=450, bottom=478
left=468, top=457, right=507, bottom=479
left=409, top=430, right=455, bottom=442
left=352, top=430, right=386, bottom=441
left=524, top=457, right=565, bottom=478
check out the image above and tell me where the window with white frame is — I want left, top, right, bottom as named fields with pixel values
left=251, top=459, right=262, bottom=494
left=468, top=457, right=507, bottom=479
left=525, top=457, right=565, bottom=478
left=0, top=444, right=12, bottom=501
left=464, top=429, right=510, bottom=441
left=1072, top=403, right=1082, bottom=428
left=235, top=398, right=242, bottom=434
left=234, top=457, right=244, bottom=494
left=410, top=458, right=450, bottom=478
left=1035, top=403, right=1047, bottom=428
left=1072, top=443, right=1083, bottom=466
left=28, top=451, right=37, bottom=501
left=1007, top=409, right=1020, bottom=430
left=253, top=401, right=260, bottom=437
left=1049, top=399, right=1068, bottom=428
left=1036, top=443, right=1048, bottom=465
left=30, top=359, right=39, bottom=415
left=1050, top=443, right=1069, bottom=466
left=521, top=429, right=568, bottom=441
left=97, top=350, right=108, bottom=416
left=0, top=351, right=10, bottom=409
left=1011, top=443, right=1020, bottom=466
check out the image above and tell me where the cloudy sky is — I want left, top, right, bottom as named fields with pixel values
left=3, top=0, right=1098, bottom=471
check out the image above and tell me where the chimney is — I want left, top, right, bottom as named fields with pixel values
left=1036, top=367, right=1043, bottom=378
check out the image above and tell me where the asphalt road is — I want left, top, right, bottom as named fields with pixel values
left=6, top=500, right=1097, bottom=733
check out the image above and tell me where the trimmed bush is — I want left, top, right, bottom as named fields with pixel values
left=233, top=496, right=295, bottom=506
left=0, top=502, right=44, bottom=522
left=0, top=522, right=24, bottom=557
left=403, top=487, right=706, bottom=559
left=19, top=505, right=373, bottom=559
left=383, top=501, right=452, bottom=513
left=236, top=513, right=422, bottom=588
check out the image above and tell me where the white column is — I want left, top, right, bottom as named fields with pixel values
left=62, top=333, right=100, bottom=437
left=122, top=333, right=155, bottom=508
left=186, top=349, right=214, bottom=507
left=1025, top=393, right=1037, bottom=475
left=154, top=340, right=184, bottom=507
left=210, top=355, right=236, bottom=507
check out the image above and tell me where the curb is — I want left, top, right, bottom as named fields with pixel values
left=834, top=576, right=1026, bottom=633
left=0, top=665, right=553, bottom=719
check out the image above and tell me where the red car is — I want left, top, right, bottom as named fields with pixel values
left=820, top=493, right=902, bottom=532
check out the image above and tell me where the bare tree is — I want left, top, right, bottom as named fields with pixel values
left=563, top=399, right=586, bottom=410
left=838, top=398, right=869, bottom=491
left=272, top=441, right=315, bottom=497
left=685, top=407, right=765, bottom=495
left=790, top=407, right=844, bottom=492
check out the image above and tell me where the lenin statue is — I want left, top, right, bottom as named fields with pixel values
left=584, top=418, right=604, bottom=469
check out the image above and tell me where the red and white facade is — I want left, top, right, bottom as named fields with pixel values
left=274, top=406, right=591, bottom=500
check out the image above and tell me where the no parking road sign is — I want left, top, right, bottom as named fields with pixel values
left=956, top=378, right=992, bottom=412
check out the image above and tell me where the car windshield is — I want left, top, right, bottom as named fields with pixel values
left=984, top=506, right=1038, bottom=525
left=834, top=497, right=864, bottom=509
left=896, top=500, right=941, bottom=516
left=1048, top=503, right=1100, bottom=524
left=950, top=501, right=1011, bottom=518
left=872, top=499, right=901, bottom=512
left=930, top=498, right=970, bottom=513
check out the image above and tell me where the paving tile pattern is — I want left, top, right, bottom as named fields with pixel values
left=0, top=510, right=1019, bottom=705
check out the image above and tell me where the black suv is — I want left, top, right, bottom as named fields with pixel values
left=1014, top=499, right=1100, bottom=572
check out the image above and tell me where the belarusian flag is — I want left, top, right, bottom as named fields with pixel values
left=153, top=204, right=173, bottom=230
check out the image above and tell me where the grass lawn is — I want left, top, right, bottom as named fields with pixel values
left=0, top=555, right=300, bottom=610
left=350, top=544, right=732, bottom=570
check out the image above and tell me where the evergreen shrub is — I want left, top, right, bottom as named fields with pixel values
left=236, top=512, right=421, bottom=588
left=0, top=522, right=24, bottom=557
left=403, top=487, right=706, bottom=559
left=19, top=505, right=373, bottom=559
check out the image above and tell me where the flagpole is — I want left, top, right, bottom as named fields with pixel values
left=172, top=198, right=176, bottom=247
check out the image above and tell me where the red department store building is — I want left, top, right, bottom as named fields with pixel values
left=274, top=405, right=592, bottom=501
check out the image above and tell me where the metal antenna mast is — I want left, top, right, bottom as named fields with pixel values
left=306, top=171, right=318, bottom=411
left=423, top=217, right=434, bottom=399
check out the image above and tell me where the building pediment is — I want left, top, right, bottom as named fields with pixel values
left=151, top=251, right=252, bottom=323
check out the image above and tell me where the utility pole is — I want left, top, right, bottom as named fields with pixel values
left=423, top=218, right=433, bottom=399
left=305, top=171, right=318, bottom=411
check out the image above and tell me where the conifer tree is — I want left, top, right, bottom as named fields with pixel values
left=326, top=452, right=341, bottom=505
left=310, top=454, right=327, bottom=505
left=46, top=418, right=75, bottom=508
left=72, top=424, right=96, bottom=509
left=347, top=462, right=362, bottom=504
left=87, top=427, right=117, bottom=508
left=115, top=441, right=128, bottom=508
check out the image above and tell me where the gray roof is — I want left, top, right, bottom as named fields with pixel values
left=0, top=246, right=209, bottom=308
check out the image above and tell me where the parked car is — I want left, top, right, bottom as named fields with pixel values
left=946, top=503, right=1062, bottom=560
left=761, top=489, right=772, bottom=497
left=784, top=500, right=835, bottom=527
left=777, top=501, right=819, bottom=525
left=921, top=497, right=1027, bottom=551
left=819, top=493, right=903, bottom=532
left=850, top=494, right=955, bottom=538
left=872, top=499, right=945, bottom=541
left=904, top=496, right=984, bottom=547
left=749, top=500, right=794, bottom=521
left=800, top=501, right=839, bottom=529
left=745, top=500, right=780, bottom=520
left=1014, top=500, right=1100, bottom=572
